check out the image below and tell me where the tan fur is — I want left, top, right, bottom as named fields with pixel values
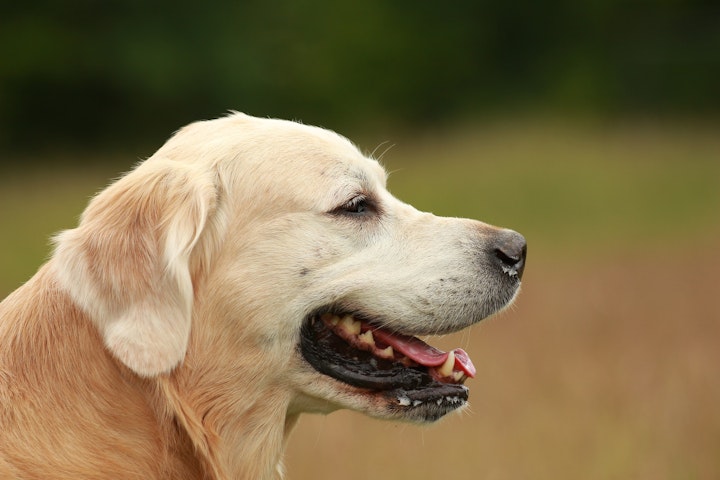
left=0, top=113, right=523, bottom=479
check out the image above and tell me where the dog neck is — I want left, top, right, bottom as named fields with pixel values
left=159, top=276, right=305, bottom=479
left=160, top=364, right=295, bottom=479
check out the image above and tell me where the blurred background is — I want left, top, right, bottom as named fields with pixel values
left=1, top=1, right=719, bottom=478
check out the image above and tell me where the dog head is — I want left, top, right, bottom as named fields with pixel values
left=53, top=112, right=526, bottom=424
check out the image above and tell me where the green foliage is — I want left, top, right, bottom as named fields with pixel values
left=1, top=1, right=719, bottom=153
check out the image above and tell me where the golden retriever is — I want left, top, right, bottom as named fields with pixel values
left=0, top=113, right=526, bottom=479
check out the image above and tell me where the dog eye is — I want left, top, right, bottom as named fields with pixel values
left=334, top=195, right=374, bottom=217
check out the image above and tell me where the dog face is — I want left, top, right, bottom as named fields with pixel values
left=53, top=113, right=525, bottom=425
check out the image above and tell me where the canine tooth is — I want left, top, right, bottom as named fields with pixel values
left=398, top=395, right=411, bottom=406
left=378, top=346, right=394, bottom=359
left=339, top=315, right=361, bottom=335
left=358, top=330, right=375, bottom=346
left=452, top=371, right=466, bottom=382
left=438, top=350, right=455, bottom=377
left=412, top=400, right=423, bottom=407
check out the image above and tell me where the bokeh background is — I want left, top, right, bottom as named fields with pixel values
left=1, top=2, right=719, bottom=479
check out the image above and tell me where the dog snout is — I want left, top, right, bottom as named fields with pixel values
left=491, top=229, right=527, bottom=280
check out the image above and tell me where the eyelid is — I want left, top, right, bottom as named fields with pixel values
left=344, top=195, right=367, bottom=209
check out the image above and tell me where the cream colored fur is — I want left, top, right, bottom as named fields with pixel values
left=0, top=113, right=520, bottom=479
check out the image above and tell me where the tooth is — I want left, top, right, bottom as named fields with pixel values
left=321, top=313, right=339, bottom=326
left=452, top=371, right=466, bottom=382
left=358, top=330, right=375, bottom=346
left=339, top=315, right=360, bottom=335
left=438, top=350, right=455, bottom=377
left=378, top=346, right=394, bottom=359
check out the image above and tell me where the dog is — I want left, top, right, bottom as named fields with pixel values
left=0, top=112, right=526, bottom=479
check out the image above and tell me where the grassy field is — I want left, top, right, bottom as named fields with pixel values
left=1, top=118, right=719, bottom=479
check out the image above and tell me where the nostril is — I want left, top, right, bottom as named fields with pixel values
left=495, top=248, right=520, bottom=266
left=492, top=231, right=527, bottom=279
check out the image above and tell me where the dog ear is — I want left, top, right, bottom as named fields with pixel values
left=53, top=159, right=217, bottom=376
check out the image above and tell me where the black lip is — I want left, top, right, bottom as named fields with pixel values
left=299, top=315, right=469, bottom=399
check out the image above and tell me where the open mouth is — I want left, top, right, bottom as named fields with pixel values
left=300, top=311, right=476, bottom=420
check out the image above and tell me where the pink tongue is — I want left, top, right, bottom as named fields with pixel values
left=371, top=328, right=476, bottom=378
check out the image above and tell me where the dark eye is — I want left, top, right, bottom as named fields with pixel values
left=345, top=196, right=368, bottom=214
left=333, top=195, right=374, bottom=217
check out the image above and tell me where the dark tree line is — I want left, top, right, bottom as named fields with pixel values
left=1, top=0, right=718, bottom=153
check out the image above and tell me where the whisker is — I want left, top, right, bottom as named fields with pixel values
left=369, top=141, right=396, bottom=164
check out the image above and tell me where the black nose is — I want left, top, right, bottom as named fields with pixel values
left=492, top=230, right=527, bottom=280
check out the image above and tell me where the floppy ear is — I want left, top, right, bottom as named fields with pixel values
left=53, top=159, right=217, bottom=376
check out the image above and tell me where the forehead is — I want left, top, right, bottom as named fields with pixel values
left=281, top=123, right=388, bottom=206
left=239, top=115, right=387, bottom=190
left=184, top=114, right=389, bottom=208
left=263, top=117, right=385, bottom=180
